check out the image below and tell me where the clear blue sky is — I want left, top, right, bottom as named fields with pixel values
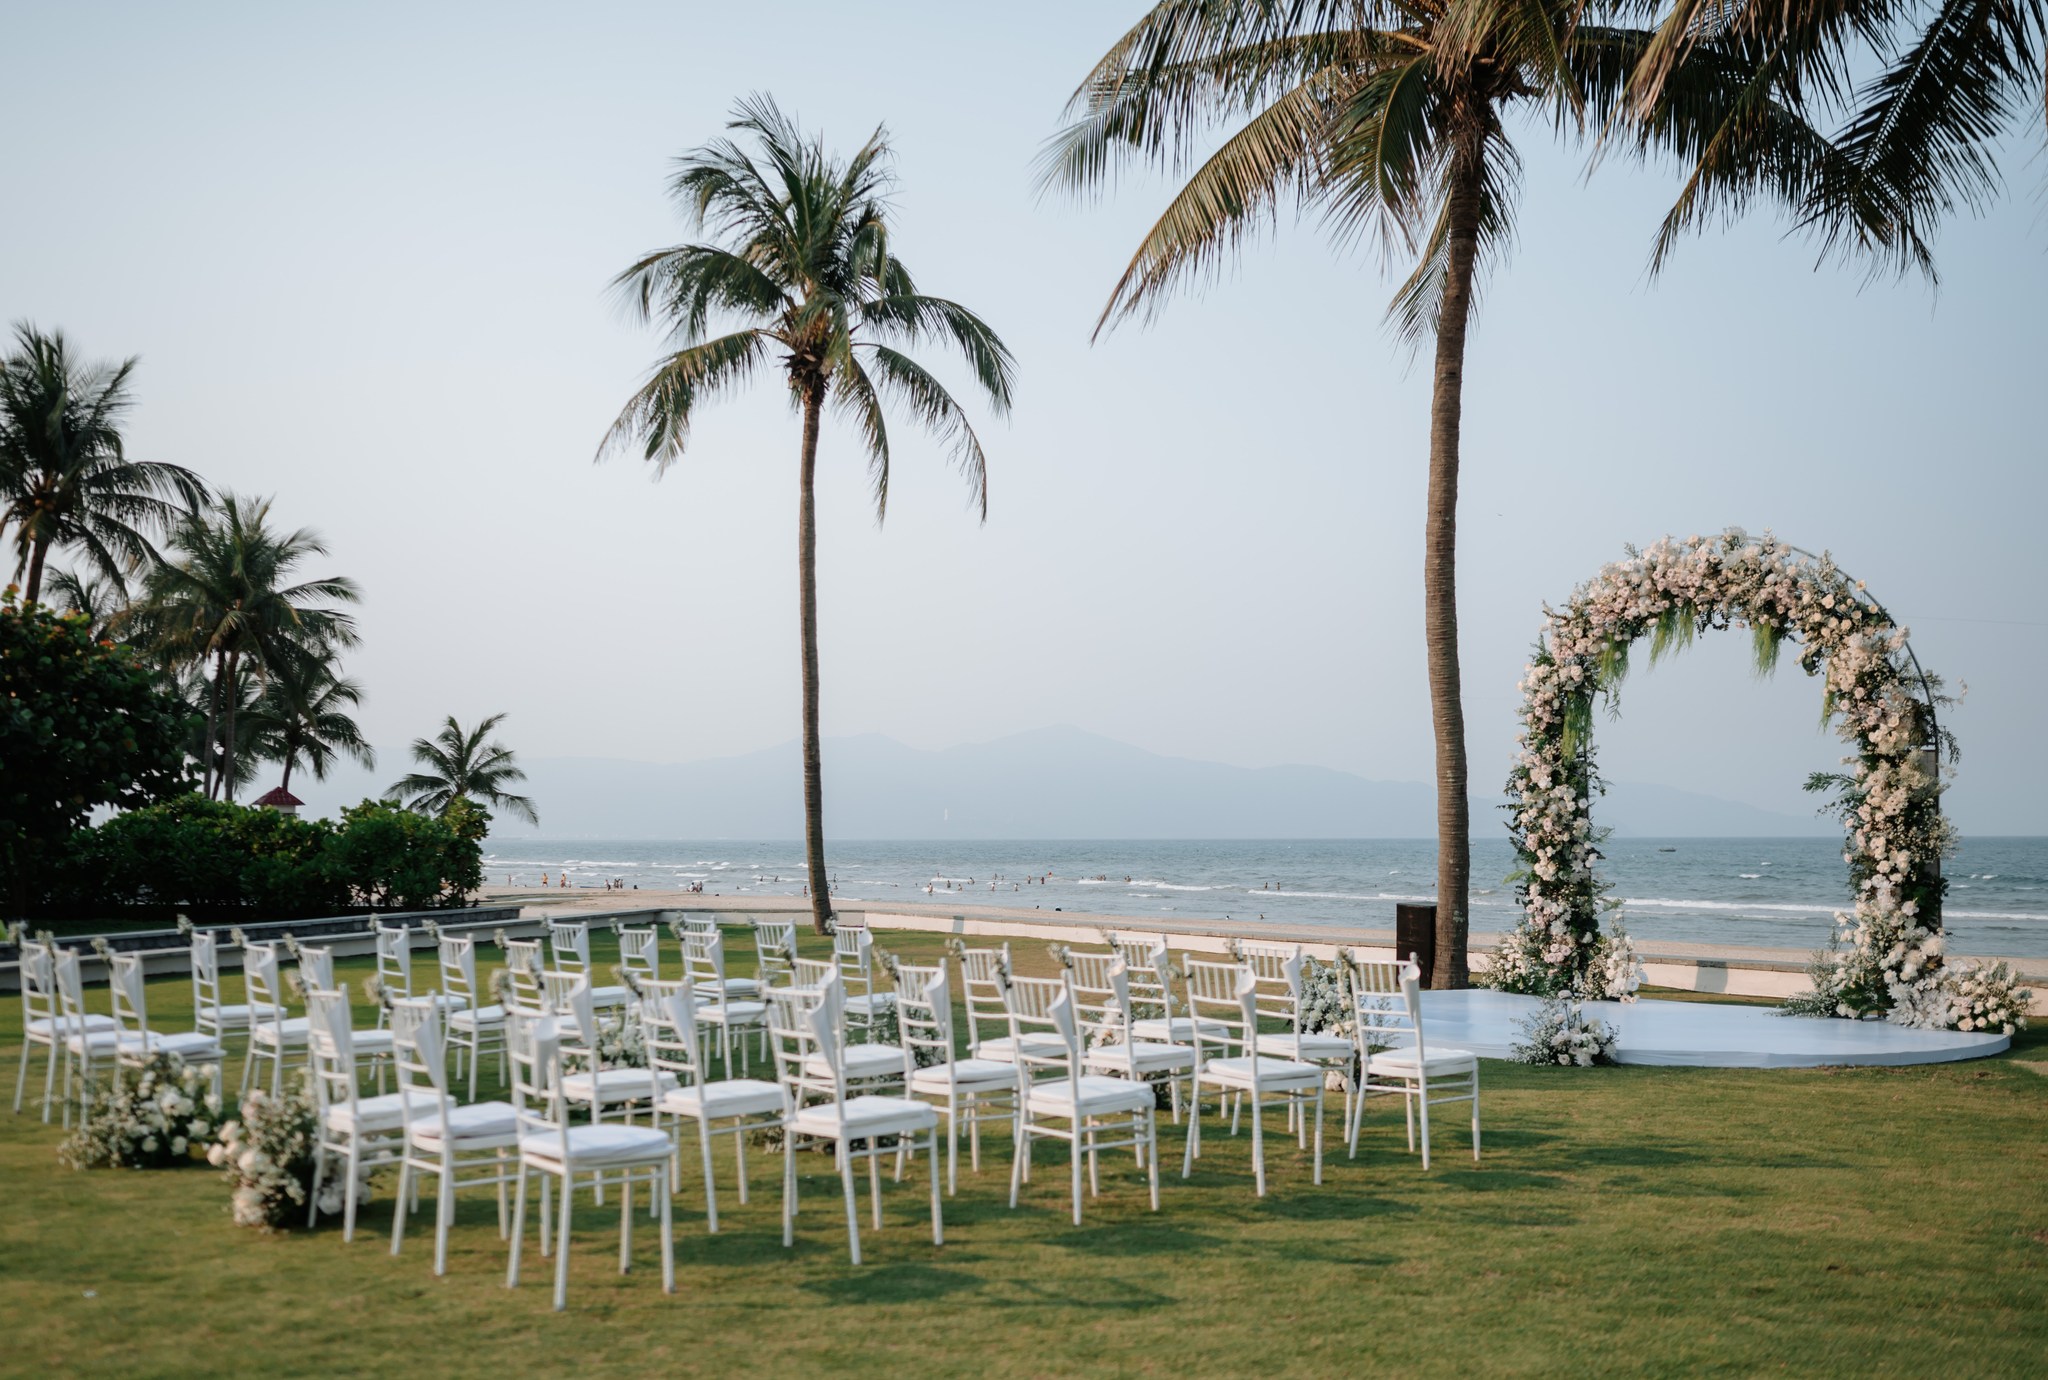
left=5, top=2, right=2045, bottom=833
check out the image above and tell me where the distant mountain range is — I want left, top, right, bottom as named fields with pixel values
left=288, top=724, right=1835, bottom=839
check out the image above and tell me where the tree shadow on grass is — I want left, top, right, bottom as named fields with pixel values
left=1044, top=1218, right=1228, bottom=1258
left=800, top=1261, right=986, bottom=1306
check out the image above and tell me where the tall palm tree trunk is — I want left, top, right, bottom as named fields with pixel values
left=221, top=649, right=242, bottom=804
left=203, top=651, right=225, bottom=799
left=22, top=534, right=49, bottom=605
left=1425, top=138, right=1484, bottom=990
left=796, top=384, right=833, bottom=934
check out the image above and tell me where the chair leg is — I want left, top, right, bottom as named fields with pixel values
left=12, top=1037, right=30, bottom=1114
left=659, top=1166, right=675, bottom=1294
left=868, top=1147, right=883, bottom=1231
left=1070, top=1124, right=1084, bottom=1226
left=554, top=1172, right=573, bottom=1310
left=1008, top=1117, right=1026, bottom=1208
left=392, top=1158, right=413, bottom=1256
left=507, top=1168, right=527, bottom=1288
left=1471, top=1068, right=1482, bottom=1161
left=343, top=1141, right=363, bottom=1242
left=619, top=1172, right=633, bottom=1273
left=782, top=1135, right=797, bottom=1249
left=946, top=1110, right=960, bottom=1196
left=927, top=1130, right=943, bottom=1245
left=840, top=1145, right=863, bottom=1265
left=307, top=1145, right=327, bottom=1230
left=1417, top=1080, right=1432, bottom=1171
left=40, top=1040, right=59, bottom=1124
left=1312, top=1087, right=1325, bottom=1185
left=1250, top=1088, right=1267, bottom=1197
left=1181, top=1090, right=1200, bottom=1179
left=437, top=1164, right=457, bottom=1275
left=1145, top=1111, right=1161, bottom=1210
left=699, top=1119, right=719, bottom=1233
left=539, top=1174, right=552, bottom=1258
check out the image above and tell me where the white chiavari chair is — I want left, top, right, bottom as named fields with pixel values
left=390, top=999, right=518, bottom=1274
left=241, top=943, right=310, bottom=1097
left=767, top=977, right=941, bottom=1265
left=545, top=920, right=628, bottom=1009
left=1345, top=956, right=1480, bottom=1169
left=682, top=929, right=767, bottom=1072
left=1082, top=958, right=1194, bottom=1123
left=299, top=944, right=395, bottom=1085
left=51, top=948, right=121, bottom=1127
left=505, top=1009, right=674, bottom=1310
left=503, top=939, right=546, bottom=1014
left=107, top=952, right=225, bottom=1102
left=441, top=935, right=507, bottom=1099
left=305, top=988, right=442, bottom=1240
left=1179, top=957, right=1324, bottom=1196
left=752, top=919, right=798, bottom=990
left=553, top=976, right=676, bottom=1127
left=618, top=926, right=660, bottom=984
left=893, top=961, right=1019, bottom=1194
left=957, top=942, right=1063, bottom=1066
left=831, top=925, right=893, bottom=1041
left=190, top=929, right=270, bottom=1056
left=647, top=981, right=787, bottom=1233
left=15, top=941, right=111, bottom=1121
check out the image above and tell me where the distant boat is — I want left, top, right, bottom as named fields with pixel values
left=1657, top=847, right=1678, bottom=853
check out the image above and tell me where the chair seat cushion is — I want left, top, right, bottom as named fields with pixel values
left=1024, top=1073, right=1156, bottom=1117
left=1085, top=1040, right=1195, bottom=1075
left=324, top=1090, right=451, bottom=1135
left=251, top=1017, right=311, bottom=1047
left=1367, top=1048, right=1478, bottom=1077
left=350, top=1029, right=396, bottom=1055
left=587, top=985, right=631, bottom=1008
left=561, top=1067, right=679, bottom=1105
left=1256, top=1032, right=1355, bottom=1062
left=701, top=977, right=760, bottom=1000
left=843, top=993, right=895, bottom=1016
left=449, top=1004, right=506, bottom=1031
left=698, top=1000, right=766, bottom=1025
left=1202, top=1055, right=1323, bottom=1089
left=804, top=1043, right=907, bottom=1082
left=1129, top=1016, right=1229, bottom=1043
left=206, top=1003, right=285, bottom=1026
left=790, top=1093, right=937, bottom=1140
left=659, top=1078, right=785, bottom=1119
left=65, top=1029, right=123, bottom=1054
left=521, top=1123, right=672, bottom=1168
left=117, top=1030, right=224, bottom=1063
left=408, top=1099, right=519, bottom=1147
left=974, top=1033, right=1066, bottom=1063
left=25, top=1014, right=116, bottom=1037
left=909, top=1058, right=1022, bottom=1093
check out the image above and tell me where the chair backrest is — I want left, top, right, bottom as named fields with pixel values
left=506, top=1009, right=571, bottom=1163
left=438, top=935, right=480, bottom=1007
left=890, top=962, right=956, bottom=1077
left=189, top=931, right=224, bottom=1026
left=1091, top=960, right=1148, bottom=1080
left=19, top=941, right=55, bottom=1028
left=619, top=926, right=660, bottom=982
left=546, top=920, right=591, bottom=976
left=1240, top=942, right=1300, bottom=1025
left=1399, top=966, right=1428, bottom=1059
left=1002, top=973, right=1073, bottom=1073
left=503, top=939, right=545, bottom=1012
left=52, top=948, right=94, bottom=1050
left=108, top=953, right=149, bottom=1043
left=752, top=920, right=798, bottom=988
left=243, top=943, right=287, bottom=1033
left=679, top=914, right=718, bottom=940
left=1110, top=934, right=1173, bottom=1013
left=832, top=926, right=876, bottom=996
left=1064, top=950, right=1122, bottom=1043
left=297, top=944, right=336, bottom=993
left=790, top=955, right=837, bottom=993
left=1180, top=958, right=1255, bottom=1066
left=641, top=980, right=705, bottom=1085
left=1347, top=956, right=1420, bottom=1054
left=765, top=975, right=841, bottom=1111
left=390, top=998, right=451, bottom=1141
left=956, top=943, right=1012, bottom=1056
left=304, top=988, right=360, bottom=1119
left=682, top=930, right=729, bottom=991
left=374, top=922, right=416, bottom=998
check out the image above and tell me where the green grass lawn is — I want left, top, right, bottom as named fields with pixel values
left=3, top=925, right=2044, bottom=1377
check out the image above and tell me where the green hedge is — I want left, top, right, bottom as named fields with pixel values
left=34, top=794, right=487, bottom=919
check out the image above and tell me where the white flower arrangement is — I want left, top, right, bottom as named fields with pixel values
left=1510, top=994, right=1619, bottom=1068
left=207, top=1077, right=360, bottom=1229
left=59, top=1052, right=222, bottom=1170
left=174, top=916, right=195, bottom=939
left=1489, top=529, right=1985, bottom=1028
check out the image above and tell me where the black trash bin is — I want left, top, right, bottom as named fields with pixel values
left=1394, top=902, right=1436, bottom=987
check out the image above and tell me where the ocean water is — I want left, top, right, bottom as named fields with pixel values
left=482, top=836, right=2048, bottom=959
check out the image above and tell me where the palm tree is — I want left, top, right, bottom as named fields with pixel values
left=0, top=323, right=206, bottom=603
left=44, top=566, right=130, bottom=643
left=1045, top=2, right=1839, bottom=985
left=129, top=493, right=361, bottom=800
left=596, top=95, right=1015, bottom=933
left=246, top=651, right=375, bottom=793
left=1626, top=0, right=2046, bottom=278
left=385, top=713, right=538, bottom=825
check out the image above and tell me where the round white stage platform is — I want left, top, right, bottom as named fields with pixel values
left=1417, top=989, right=2011, bottom=1068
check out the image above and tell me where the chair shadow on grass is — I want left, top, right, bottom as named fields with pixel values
left=800, top=1262, right=986, bottom=1306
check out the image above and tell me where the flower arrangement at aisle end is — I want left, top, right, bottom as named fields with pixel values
left=1486, top=528, right=2022, bottom=1032
left=208, top=1074, right=362, bottom=1229
left=59, top=1052, right=223, bottom=1170
left=1509, top=987, right=1619, bottom=1068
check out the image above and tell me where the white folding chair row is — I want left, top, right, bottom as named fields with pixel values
left=505, top=1008, right=674, bottom=1310
left=14, top=942, right=114, bottom=1121
left=1346, top=956, right=1480, bottom=1169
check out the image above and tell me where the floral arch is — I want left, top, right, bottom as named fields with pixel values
left=1482, top=530, right=2025, bottom=1034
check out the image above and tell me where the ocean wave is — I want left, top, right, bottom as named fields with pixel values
left=1129, top=880, right=1213, bottom=891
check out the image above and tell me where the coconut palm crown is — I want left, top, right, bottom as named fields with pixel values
left=386, top=713, right=538, bottom=826
left=597, top=94, right=1014, bottom=932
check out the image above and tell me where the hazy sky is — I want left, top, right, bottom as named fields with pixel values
left=6, top=2, right=2045, bottom=835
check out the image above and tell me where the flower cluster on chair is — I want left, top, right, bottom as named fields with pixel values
left=1484, top=529, right=2018, bottom=1032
